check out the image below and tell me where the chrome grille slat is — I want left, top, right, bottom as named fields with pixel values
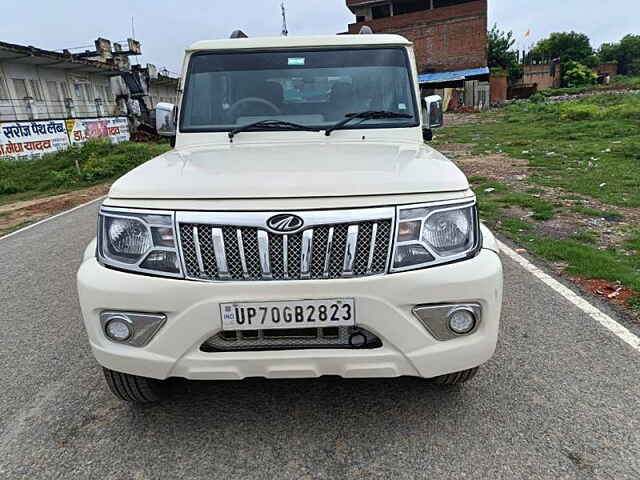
left=366, top=223, right=378, bottom=274
left=178, top=210, right=393, bottom=282
left=236, top=229, right=249, bottom=279
left=300, top=229, right=314, bottom=278
left=192, top=226, right=205, bottom=274
left=211, top=228, right=230, bottom=279
left=343, top=225, right=359, bottom=276
left=257, top=230, right=272, bottom=279
left=282, top=235, right=289, bottom=279
left=323, top=227, right=334, bottom=278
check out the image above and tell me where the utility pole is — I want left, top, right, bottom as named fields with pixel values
left=281, top=1, right=288, bottom=37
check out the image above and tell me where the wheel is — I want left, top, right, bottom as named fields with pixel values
left=102, top=368, right=165, bottom=403
left=431, top=367, right=479, bottom=385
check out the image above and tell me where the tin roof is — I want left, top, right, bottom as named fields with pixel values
left=418, top=67, right=489, bottom=84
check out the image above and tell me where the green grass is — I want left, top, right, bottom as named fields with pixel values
left=624, top=230, right=640, bottom=251
left=570, top=232, right=598, bottom=244
left=436, top=92, right=640, bottom=208
left=527, top=237, right=640, bottom=291
left=437, top=92, right=640, bottom=304
left=469, top=178, right=556, bottom=222
left=0, top=140, right=171, bottom=205
left=570, top=206, right=624, bottom=221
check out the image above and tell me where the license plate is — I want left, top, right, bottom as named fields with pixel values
left=220, top=299, right=355, bottom=331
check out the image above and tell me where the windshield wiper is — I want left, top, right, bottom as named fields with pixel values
left=325, top=110, right=413, bottom=136
left=228, top=120, right=320, bottom=141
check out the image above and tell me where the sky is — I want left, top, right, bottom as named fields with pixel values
left=2, top=0, right=638, bottom=73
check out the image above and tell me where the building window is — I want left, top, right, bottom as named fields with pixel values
left=29, top=80, right=44, bottom=101
left=393, top=0, right=429, bottom=15
left=0, top=76, right=8, bottom=100
left=372, top=4, right=392, bottom=19
left=46, top=81, right=61, bottom=102
left=74, top=83, right=84, bottom=100
left=12, top=79, right=29, bottom=99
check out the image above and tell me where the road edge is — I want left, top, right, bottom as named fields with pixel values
left=0, top=195, right=105, bottom=242
left=498, top=239, right=640, bottom=353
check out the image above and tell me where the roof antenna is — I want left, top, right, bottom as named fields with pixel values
left=281, top=1, right=289, bottom=37
left=359, top=26, right=374, bottom=34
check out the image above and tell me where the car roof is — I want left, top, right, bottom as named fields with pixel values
left=187, top=34, right=412, bottom=52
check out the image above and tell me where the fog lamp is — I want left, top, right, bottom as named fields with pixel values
left=100, top=311, right=167, bottom=347
left=105, top=316, right=133, bottom=341
left=448, top=308, right=476, bottom=334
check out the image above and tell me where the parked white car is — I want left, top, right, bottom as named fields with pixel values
left=77, top=33, right=503, bottom=403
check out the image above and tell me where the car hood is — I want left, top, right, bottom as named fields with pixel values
left=109, top=142, right=469, bottom=199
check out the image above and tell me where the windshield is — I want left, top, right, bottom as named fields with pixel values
left=180, top=47, right=418, bottom=133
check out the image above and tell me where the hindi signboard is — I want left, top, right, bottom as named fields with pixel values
left=67, top=117, right=130, bottom=145
left=0, top=120, right=70, bottom=160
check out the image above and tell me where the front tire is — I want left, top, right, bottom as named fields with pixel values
left=102, top=368, right=165, bottom=403
left=431, top=367, right=479, bottom=385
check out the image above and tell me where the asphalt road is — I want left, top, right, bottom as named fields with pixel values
left=1, top=201, right=639, bottom=480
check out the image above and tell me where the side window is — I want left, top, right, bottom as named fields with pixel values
left=12, top=79, right=29, bottom=99
left=29, top=80, right=44, bottom=101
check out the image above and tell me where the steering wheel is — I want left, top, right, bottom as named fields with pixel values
left=229, top=97, right=281, bottom=117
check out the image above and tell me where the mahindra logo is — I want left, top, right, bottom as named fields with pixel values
left=267, top=214, right=304, bottom=233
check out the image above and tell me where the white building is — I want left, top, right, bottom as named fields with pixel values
left=0, top=39, right=179, bottom=123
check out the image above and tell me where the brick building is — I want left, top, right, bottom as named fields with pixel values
left=345, top=0, right=487, bottom=75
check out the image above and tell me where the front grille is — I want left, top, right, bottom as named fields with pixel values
left=201, top=327, right=382, bottom=351
left=177, top=209, right=394, bottom=282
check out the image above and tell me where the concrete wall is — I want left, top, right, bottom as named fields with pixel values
left=0, top=61, right=117, bottom=121
left=522, top=64, right=561, bottom=91
left=594, top=62, right=617, bottom=77
left=347, top=0, right=487, bottom=74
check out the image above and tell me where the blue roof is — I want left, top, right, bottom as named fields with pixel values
left=418, top=67, right=490, bottom=84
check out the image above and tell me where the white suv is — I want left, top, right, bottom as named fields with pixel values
left=77, top=33, right=503, bottom=403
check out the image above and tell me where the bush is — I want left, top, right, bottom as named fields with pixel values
left=562, top=61, right=597, bottom=88
left=561, top=104, right=604, bottom=120
left=529, top=93, right=546, bottom=103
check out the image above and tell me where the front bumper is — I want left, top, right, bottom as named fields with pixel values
left=77, top=248, right=503, bottom=381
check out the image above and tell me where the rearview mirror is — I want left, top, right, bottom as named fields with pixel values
left=156, top=102, right=176, bottom=138
left=423, top=95, right=444, bottom=130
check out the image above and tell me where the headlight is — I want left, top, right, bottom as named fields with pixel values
left=392, top=201, right=480, bottom=271
left=98, top=208, right=182, bottom=277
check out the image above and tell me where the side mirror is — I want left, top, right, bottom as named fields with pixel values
left=422, top=95, right=443, bottom=141
left=156, top=103, right=176, bottom=145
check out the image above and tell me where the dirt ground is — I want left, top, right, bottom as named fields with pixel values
left=0, top=184, right=109, bottom=237
left=440, top=113, right=639, bottom=317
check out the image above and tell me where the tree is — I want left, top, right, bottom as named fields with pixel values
left=488, top=25, right=520, bottom=81
left=529, top=31, right=597, bottom=67
left=599, top=34, right=640, bottom=75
